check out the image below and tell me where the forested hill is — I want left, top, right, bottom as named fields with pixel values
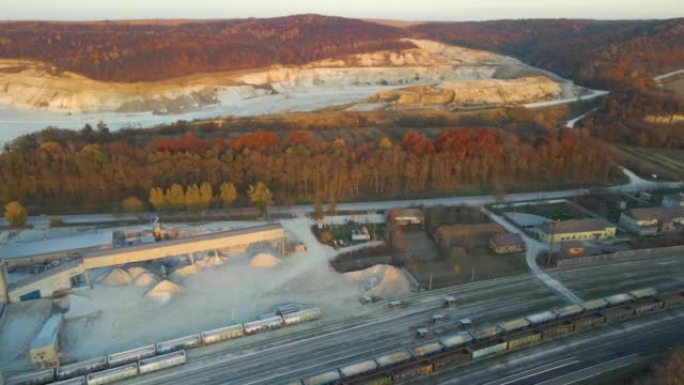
left=411, top=18, right=684, bottom=148
left=411, top=18, right=684, bottom=90
left=0, top=15, right=412, bottom=82
left=1, top=15, right=683, bottom=88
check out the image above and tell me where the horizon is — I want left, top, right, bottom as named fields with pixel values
left=1, top=14, right=684, bottom=24
left=2, top=0, right=683, bottom=22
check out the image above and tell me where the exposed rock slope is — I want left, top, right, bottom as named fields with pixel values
left=0, top=39, right=567, bottom=114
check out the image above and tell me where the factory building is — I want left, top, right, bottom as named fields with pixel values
left=6, top=224, right=285, bottom=303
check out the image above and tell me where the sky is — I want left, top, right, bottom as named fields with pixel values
left=2, top=0, right=682, bottom=21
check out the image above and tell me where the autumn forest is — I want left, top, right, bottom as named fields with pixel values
left=0, top=15, right=682, bottom=212
left=0, top=126, right=615, bottom=213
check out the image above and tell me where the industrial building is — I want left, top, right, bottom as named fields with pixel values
left=535, top=218, right=616, bottom=243
left=619, top=207, right=684, bottom=236
left=2, top=224, right=286, bottom=303
left=30, top=313, right=63, bottom=368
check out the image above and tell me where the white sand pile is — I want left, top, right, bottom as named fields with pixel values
left=98, top=268, right=133, bottom=287
left=127, top=266, right=149, bottom=280
left=250, top=253, right=282, bottom=268
left=172, top=264, right=202, bottom=278
left=144, top=279, right=184, bottom=303
left=134, top=273, right=158, bottom=288
left=344, top=264, right=412, bottom=298
left=65, top=294, right=102, bottom=320
left=207, top=255, right=226, bottom=266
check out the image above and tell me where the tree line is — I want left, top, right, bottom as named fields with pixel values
left=0, top=128, right=617, bottom=213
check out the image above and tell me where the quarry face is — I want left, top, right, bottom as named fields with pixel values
left=0, top=39, right=581, bottom=117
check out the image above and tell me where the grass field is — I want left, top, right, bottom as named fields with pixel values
left=619, top=145, right=684, bottom=181
left=405, top=249, right=527, bottom=289
left=662, top=75, right=684, bottom=97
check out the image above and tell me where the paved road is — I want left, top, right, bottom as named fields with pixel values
left=120, top=253, right=684, bottom=385
left=5, top=169, right=682, bottom=230
left=482, top=207, right=582, bottom=304
left=422, top=307, right=684, bottom=385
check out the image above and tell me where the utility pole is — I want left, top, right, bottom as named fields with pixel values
left=428, top=274, right=433, bottom=291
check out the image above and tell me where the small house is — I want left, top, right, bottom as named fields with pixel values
left=619, top=207, right=684, bottom=236
left=489, top=233, right=525, bottom=254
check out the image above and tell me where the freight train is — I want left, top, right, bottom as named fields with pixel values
left=7, top=308, right=322, bottom=385
left=5, top=351, right=186, bottom=385
left=293, top=288, right=684, bottom=385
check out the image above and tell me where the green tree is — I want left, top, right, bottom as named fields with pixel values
left=148, top=187, right=166, bottom=212
left=247, top=181, right=273, bottom=217
left=166, top=183, right=186, bottom=211
left=4, top=201, right=27, bottom=228
left=185, top=184, right=201, bottom=213
left=122, top=197, right=145, bottom=213
left=199, top=182, right=213, bottom=211
left=220, top=182, right=238, bottom=208
left=313, top=197, right=324, bottom=220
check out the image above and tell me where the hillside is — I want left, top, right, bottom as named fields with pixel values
left=0, top=15, right=683, bottom=147
left=0, top=15, right=412, bottom=82
left=0, top=38, right=572, bottom=115
left=410, top=18, right=684, bottom=148
left=410, top=18, right=684, bottom=89
left=2, top=16, right=682, bottom=90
